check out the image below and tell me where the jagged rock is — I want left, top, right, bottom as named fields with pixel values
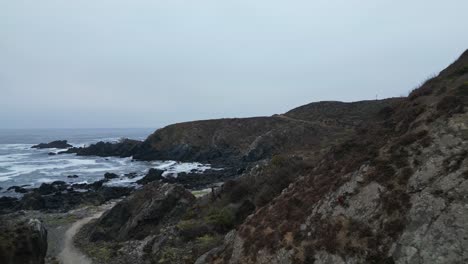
left=136, top=168, right=164, bottom=185
left=32, top=140, right=72, bottom=149
left=0, top=217, right=47, bottom=264
left=88, top=182, right=195, bottom=241
left=6, top=186, right=29, bottom=193
left=61, top=139, right=141, bottom=157
left=124, top=172, right=138, bottom=179
left=104, top=172, right=119, bottom=180
left=36, top=181, right=67, bottom=195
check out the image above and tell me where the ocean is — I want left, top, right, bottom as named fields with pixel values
left=0, top=128, right=212, bottom=197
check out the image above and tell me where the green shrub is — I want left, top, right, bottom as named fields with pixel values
left=271, top=155, right=288, bottom=167
left=195, top=234, right=218, bottom=249
left=176, top=220, right=210, bottom=240
left=456, top=82, right=468, bottom=96
left=205, top=207, right=235, bottom=231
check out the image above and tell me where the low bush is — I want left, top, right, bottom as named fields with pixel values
left=195, top=234, right=220, bottom=253
left=456, top=82, right=468, bottom=96
left=437, top=96, right=464, bottom=115
left=408, top=75, right=437, bottom=100
left=205, top=208, right=235, bottom=231
left=177, top=220, right=210, bottom=240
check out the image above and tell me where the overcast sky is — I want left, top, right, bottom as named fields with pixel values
left=1, top=0, right=467, bottom=129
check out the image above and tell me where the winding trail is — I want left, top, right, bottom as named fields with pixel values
left=57, top=203, right=115, bottom=264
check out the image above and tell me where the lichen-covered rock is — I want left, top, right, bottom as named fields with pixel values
left=0, top=216, right=48, bottom=264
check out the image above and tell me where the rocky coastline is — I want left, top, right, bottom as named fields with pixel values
left=1, top=49, right=467, bottom=264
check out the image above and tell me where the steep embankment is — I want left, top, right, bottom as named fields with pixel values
left=200, top=50, right=468, bottom=263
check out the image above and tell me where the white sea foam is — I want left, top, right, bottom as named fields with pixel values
left=159, top=161, right=215, bottom=177
left=0, top=144, right=218, bottom=191
left=0, top=176, right=12, bottom=182
left=37, top=178, right=55, bottom=183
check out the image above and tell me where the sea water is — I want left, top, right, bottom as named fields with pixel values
left=0, top=128, right=213, bottom=196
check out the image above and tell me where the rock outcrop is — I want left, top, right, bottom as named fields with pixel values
left=32, top=140, right=72, bottom=149
left=0, top=216, right=48, bottom=264
left=62, top=138, right=141, bottom=157
left=87, top=182, right=195, bottom=242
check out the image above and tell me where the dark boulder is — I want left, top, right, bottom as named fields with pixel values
left=136, top=168, right=165, bottom=185
left=7, top=186, right=29, bottom=194
left=36, top=181, right=67, bottom=195
left=61, top=139, right=141, bottom=157
left=19, top=193, right=46, bottom=210
left=104, top=172, right=119, bottom=180
left=67, top=175, right=79, bottom=178
left=89, top=182, right=195, bottom=241
left=0, top=217, right=47, bottom=264
left=32, top=140, right=72, bottom=149
left=124, top=172, right=138, bottom=179
left=87, top=179, right=108, bottom=190
left=0, top=197, right=19, bottom=214
left=20, top=185, right=134, bottom=212
left=48, top=152, right=56, bottom=156
left=169, top=168, right=237, bottom=189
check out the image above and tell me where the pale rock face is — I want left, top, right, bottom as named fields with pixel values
left=313, top=251, right=358, bottom=264
left=390, top=113, right=468, bottom=264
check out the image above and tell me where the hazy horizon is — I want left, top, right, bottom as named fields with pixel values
left=2, top=0, right=468, bottom=129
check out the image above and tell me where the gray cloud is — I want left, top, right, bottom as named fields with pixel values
left=1, top=0, right=467, bottom=128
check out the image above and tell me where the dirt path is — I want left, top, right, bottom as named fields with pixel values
left=275, top=114, right=319, bottom=126
left=56, top=203, right=115, bottom=264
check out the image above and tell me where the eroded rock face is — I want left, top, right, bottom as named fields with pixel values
left=88, top=182, right=196, bottom=242
left=0, top=217, right=48, bottom=264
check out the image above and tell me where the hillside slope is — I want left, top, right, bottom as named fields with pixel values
left=199, top=50, right=468, bottom=263
left=132, top=99, right=399, bottom=164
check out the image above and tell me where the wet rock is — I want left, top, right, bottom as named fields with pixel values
left=0, top=217, right=47, bottom=264
left=67, top=175, right=79, bottom=178
left=48, top=152, right=56, bottom=155
left=32, top=140, right=72, bottom=149
left=7, top=186, right=29, bottom=193
left=124, top=172, right=138, bottom=179
left=19, top=185, right=133, bottom=212
left=61, top=139, right=141, bottom=157
left=104, top=172, right=119, bottom=180
left=136, top=168, right=164, bottom=185
left=36, top=181, right=67, bottom=195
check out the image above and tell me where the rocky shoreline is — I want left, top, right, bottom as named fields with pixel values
left=1, top=49, right=467, bottom=264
